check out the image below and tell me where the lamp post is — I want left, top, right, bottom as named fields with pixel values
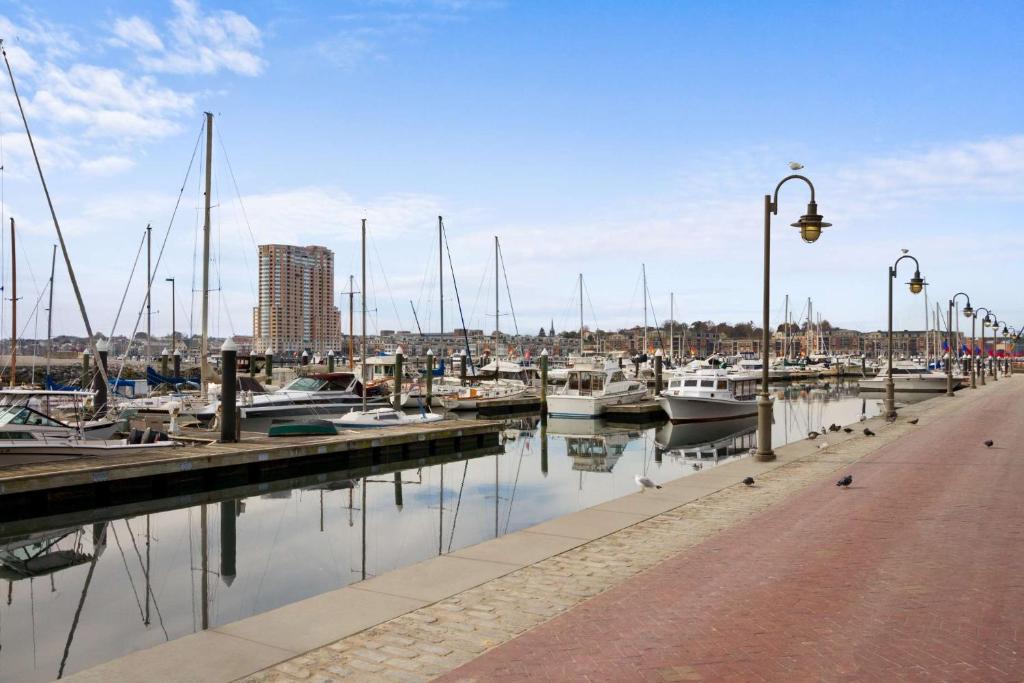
left=992, top=319, right=1007, bottom=381
left=948, top=293, right=971, bottom=396
left=165, top=277, right=176, bottom=354
left=976, top=308, right=993, bottom=386
left=756, top=174, right=830, bottom=461
left=884, top=255, right=926, bottom=419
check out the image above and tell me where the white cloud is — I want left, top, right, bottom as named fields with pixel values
left=109, top=16, right=165, bottom=52
left=125, top=0, right=265, bottom=76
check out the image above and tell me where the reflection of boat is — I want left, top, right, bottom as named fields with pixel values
left=655, top=419, right=756, bottom=461
left=0, top=527, right=92, bottom=580
left=546, top=364, right=647, bottom=418
left=547, top=418, right=637, bottom=473
left=858, top=361, right=960, bottom=393
left=657, top=368, right=758, bottom=422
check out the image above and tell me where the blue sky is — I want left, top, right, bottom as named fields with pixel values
left=0, top=0, right=1021, bottom=342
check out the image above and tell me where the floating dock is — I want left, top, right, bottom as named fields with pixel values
left=601, top=401, right=667, bottom=422
left=0, top=419, right=502, bottom=521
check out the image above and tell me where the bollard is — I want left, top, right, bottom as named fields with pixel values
left=220, top=338, right=238, bottom=443
left=327, top=349, right=335, bottom=373
left=220, top=500, right=237, bottom=586
left=540, top=349, right=549, bottom=413
left=264, top=347, right=274, bottom=384
left=93, top=339, right=110, bottom=415
left=249, top=349, right=257, bottom=377
left=301, top=350, right=309, bottom=367
left=161, top=348, right=169, bottom=377
left=173, top=349, right=181, bottom=378
left=426, top=349, right=434, bottom=406
left=459, top=351, right=468, bottom=387
left=393, top=346, right=404, bottom=410
left=655, top=447, right=663, bottom=464
left=861, top=355, right=866, bottom=375
left=81, top=349, right=90, bottom=388
left=654, top=349, right=663, bottom=395
left=393, top=471, right=404, bottom=510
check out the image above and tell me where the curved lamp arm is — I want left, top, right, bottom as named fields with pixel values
left=770, top=174, right=817, bottom=212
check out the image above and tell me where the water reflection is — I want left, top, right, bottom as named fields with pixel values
left=0, top=380, right=902, bottom=682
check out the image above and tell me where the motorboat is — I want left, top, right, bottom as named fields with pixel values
left=546, top=363, right=647, bottom=418
left=857, top=360, right=961, bottom=393
left=332, top=407, right=443, bottom=428
left=439, top=384, right=529, bottom=411
left=0, top=433, right=179, bottom=466
left=657, top=368, right=759, bottom=423
left=196, top=372, right=391, bottom=422
left=0, top=390, right=126, bottom=440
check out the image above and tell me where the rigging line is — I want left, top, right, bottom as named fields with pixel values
left=582, top=277, right=601, bottom=341
left=124, top=518, right=170, bottom=641
left=215, top=126, right=258, bottom=301
left=110, top=523, right=147, bottom=624
left=440, top=219, right=476, bottom=372
left=497, top=242, right=520, bottom=337
left=503, top=439, right=527, bottom=534
left=0, top=281, right=50, bottom=376
left=466, top=255, right=489, bottom=331
left=369, top=234, right=404, bottom=331
left=446, top=459, right=470, bottom=554
left=645, top=284, right=665, bottom=351
left=114, top=122, right=204, bottom=382
left=415, top=232, right=437, bottom=329
left=108, top=230, right=147, bottom=338
left=187, top=507, right=197, bottom=632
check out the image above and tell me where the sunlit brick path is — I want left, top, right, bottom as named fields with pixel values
left=441, top=379, right=1024, bottom=682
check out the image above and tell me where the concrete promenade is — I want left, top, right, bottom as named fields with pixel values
left=66, top=375, right=1021, bottom=682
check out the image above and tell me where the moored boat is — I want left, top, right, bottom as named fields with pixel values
left=657, top=368, right=758, bottom=423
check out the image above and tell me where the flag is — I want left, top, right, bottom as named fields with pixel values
left=942, top=340, right=949, bottom=351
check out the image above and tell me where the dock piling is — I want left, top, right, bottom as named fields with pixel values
left=173, top=349, right=181, bottom=377
left=265, top=348, right=274, bottom=384
left=220, top=338, right=237, bottom=443
left=394, top=347, right=404, bottom=410
left=81, top=349, right=90, bottom=389
left=460, top=351, right=467, bottom=387
left=654, top=349, right=663, bottom=395
left=327, top=349, right=335, bottom=373
left=540, top=349, right=548, bottom=413
left=426, top=349, right=434, bottom=405
left=160, top=348, right=169, bottom=377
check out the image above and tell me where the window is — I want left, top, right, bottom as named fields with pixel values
left=684, top=379, right=697, bottom=387
left=700, top=380, right=714, bottom=388
left=717, top=380, right=727, bottom=390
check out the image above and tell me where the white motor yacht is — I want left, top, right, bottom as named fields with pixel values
left=546, top=363, right=647, bottom=418
left=0, top=390, right=126, bottom=440
left=657, top=368, right=759, bottom=423
left=857, top=360, right=960, bottom=393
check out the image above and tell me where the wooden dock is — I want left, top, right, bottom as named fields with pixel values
left=475, top=396, right=543, bottom=415
left=0, top=419, right=501, bottom=520
left=601, top=401, right=667, bottom=422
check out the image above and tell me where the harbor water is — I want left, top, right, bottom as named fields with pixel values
left=0, top=380, right=919, bottom=682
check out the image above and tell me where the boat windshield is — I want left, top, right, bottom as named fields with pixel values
left=0, top=406, right=67, bottom=427
left=283, top=377, right=327, bottom=392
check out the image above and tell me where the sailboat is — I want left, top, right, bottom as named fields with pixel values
left=332, top=220, right=442, bottom=429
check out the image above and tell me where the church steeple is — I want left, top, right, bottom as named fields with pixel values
left=549, top=319, right=555, bottom=337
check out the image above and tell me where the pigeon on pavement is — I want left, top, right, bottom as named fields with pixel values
left=807, top=431, right=820, bottom=440
left=984, top=440, right=994, bottom=448
left=836, top=474, right=853, bottom=487
left=742, top=476, right=755, bottom=486
left=843, top=427, right=854, bottom=434
left=908, top=418, right=919, bottom=425
left=863, top=428, right=875, bottom=436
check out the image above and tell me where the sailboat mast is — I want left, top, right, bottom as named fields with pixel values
left=669, top=292, right=674, bottom=360
left=348, top=275, right=355, bottom=369
left=438, top=216, right=444, bottom=338
left=784, top=294, right=789, bottom=359
left=146, top=223, right=152, bottom=363
left=200, top=112, right=213, bottom=396
left=361, top=219, right=367, bottom=411
left=642, top=264, right=648, bottom=353
left=9, top=218, right=15, bottom=388
left=46, top=244, right=55, bottom=381
left=578, top=273, right=583, bottom=355
left=494, top=236, right=499, bottom=355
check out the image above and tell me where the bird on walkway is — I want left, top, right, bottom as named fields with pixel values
left=828, top=424, right=841, bottom=432
left=742, top=476, right=755, bottom=486
left=788, top=161, right=804, bottom=170
left=863, top=428, right=875, bottom=436
left=807, top=431, right=820, bottom=440
left=635, top=474, right=661, bottom=491
left=817, top=442, right=830, bottom=450
left=859, top=414, right=867, bottom=422
left=843, top=427, right=854, bottom=434
left=885, top=414, right=897, bottom=424
left=908, top=418, right=919, bottom=425
left=837, top=474, right=853, bottom=487
left=984, top=440, right=994, bottom=448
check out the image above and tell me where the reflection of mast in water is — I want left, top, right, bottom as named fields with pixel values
left=361, top=478, right=367, bottom=580
left=200, top=504, right=209, bottom=630
left=57, top=522, right=108, bottom=679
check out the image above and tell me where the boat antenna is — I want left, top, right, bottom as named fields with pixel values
left=0, top=40, right=108, bottom=387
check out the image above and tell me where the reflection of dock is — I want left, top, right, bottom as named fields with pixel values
left=0, top=420, right=501, bottom=523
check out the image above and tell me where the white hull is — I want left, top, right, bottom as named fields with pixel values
left=0, top=438, right=179, bottom=466
left=439, top=387, right=528, bottom=411
left=657, top=394, right=757, bottom=423
left=546, top=387, right=647, bottom=418
left=858, top=374, right=959, bottom=393
left=333, top=408, right=443, bottom=428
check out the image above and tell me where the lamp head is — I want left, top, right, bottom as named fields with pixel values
left=907, top=271, right=925, bottom=295
left=1003, top=326, right=1009, bottom=335
left=791, top=201, right=830, bottom=243
left=983, top=315, right=992, bottom=327
left=962, top=304, right=974, bottom=318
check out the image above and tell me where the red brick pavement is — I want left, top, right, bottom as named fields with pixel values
left=441, top=383, right=1024, bottom=682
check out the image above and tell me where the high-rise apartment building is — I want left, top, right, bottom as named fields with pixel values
left=253, top=244, right=342, bottom=355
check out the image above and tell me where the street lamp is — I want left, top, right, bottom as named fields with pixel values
left=959, top=299, right=978, bottom=389
left=756, top=174, right=830, bottom=461
left=884, top=254, right=926, bottom=418
left=948, top=292, right=971, bottom=396
left=976, top=307, right=994, bottom=385
left=165, top=277, right=176, bottom=354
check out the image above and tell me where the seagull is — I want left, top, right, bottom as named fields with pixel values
left=742, top=476, right=755, bottom=486
left=863, top=428, right=875, bottom=436
left=859, top=415, right=866, bottom=422
left=984, top=440, right=994, bottom=448
left=635, top=474, right=661, bottom=491
left=907, top=418, right=919, bottom=425
left=843, top=427, right=854, bottom=434
left=807, top=431, right=820, bottom=440
left=692, top=462, right=703, bottom=470
left=836, top=474, right=853, bottom=487
left=817, top=441, right=829, bottom=450
left=828, top=424, right=841, bottom=432
left=788, top=161, right=804, bottom=170
left=901, top=248, right=909, bottom=254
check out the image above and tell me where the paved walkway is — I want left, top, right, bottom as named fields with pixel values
left=442, top=378, right=1024, bottom=682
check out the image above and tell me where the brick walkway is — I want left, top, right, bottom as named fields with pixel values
left=441, top=380, right=1024, bottom=682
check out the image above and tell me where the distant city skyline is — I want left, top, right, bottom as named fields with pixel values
left=0, top=1, right=1020, bottom=344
